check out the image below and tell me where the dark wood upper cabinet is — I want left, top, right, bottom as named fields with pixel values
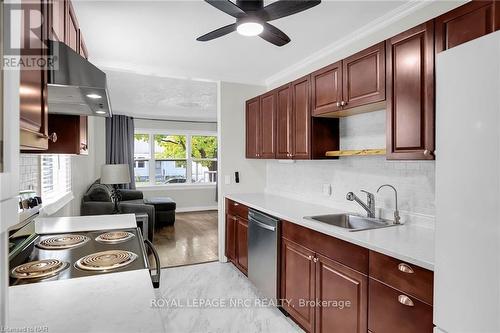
left=435, top=0, right=500, bottom=53
left=311, top=62, right=342, bottom=116
left=281, top=238, right=316, bottom=333
left=49, top=0, right=65, bottom=42
left=260, top=91, right=276, bottom=159
left=276, top=84, right=293, bottom=159
left=44, top=115, right=88, bottom=155
left=245, top=97, right=260, bottom=159
left=386, top=21, right=435, bottom=160
left=66, top=0, right=79, bottom=53
left=291, top=76, right=311, bottom=159
left=20, top=1, right=49, bottom=150
left=315, top=254, right=368, bottom=333
left=342, top=42, right=386, bottom=111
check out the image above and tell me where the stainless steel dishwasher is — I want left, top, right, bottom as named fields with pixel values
left=248, top=209, right=280, bottom=300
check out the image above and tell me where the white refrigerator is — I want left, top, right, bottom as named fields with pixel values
left=0, top=1, right=21, bottom=328
left=435, top=31, right=500, bottom=332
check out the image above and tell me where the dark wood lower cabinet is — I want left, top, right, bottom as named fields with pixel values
left=368, top=278, right=433, bottom=333
left=225, top=214, right=236, bottom=261
left=281, top=238, right=316, bottom=333
left=315, top=254, right=367, bottom=333
left=236, top=217, right=248, bottom=274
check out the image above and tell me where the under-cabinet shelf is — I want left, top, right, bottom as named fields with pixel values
left=325, top=148, right=386, bottom=157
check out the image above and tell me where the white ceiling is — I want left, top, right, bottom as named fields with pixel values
left=105, top=69, right=217, bottom=121
left=73, top=0, right=408, bottom=85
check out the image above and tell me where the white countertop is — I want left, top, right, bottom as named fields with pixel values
left=9, top=270, right=165, bottom=333
left=226, top=193, right=435, bottom=270
left=35, top=214, right=137, bottom=234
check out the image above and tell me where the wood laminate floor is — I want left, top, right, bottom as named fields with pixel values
left=152, top=210, right=218, bottom=268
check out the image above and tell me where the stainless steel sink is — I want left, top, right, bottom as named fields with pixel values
left=304, top=214, right=398, bottom=232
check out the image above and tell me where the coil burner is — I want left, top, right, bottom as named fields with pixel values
left=75, top=250, right=137, bottom=271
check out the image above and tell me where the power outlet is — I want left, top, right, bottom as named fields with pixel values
left=322, top=184, right=332, bottom=197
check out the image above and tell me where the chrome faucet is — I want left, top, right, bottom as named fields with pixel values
left=346, top=190, right=375, bottom=218
left=377, top=184, right=401, bottom=224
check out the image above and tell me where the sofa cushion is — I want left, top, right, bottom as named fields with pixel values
left=86, top=183, right=112, bottom=202
left=144, top=197, right=176, bottom=211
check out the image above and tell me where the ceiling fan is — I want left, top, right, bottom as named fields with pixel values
left=197, top=0, right=321, bottom=47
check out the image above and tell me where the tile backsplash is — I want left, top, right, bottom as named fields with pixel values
left=20, top=154, right=40, bottom=192
left=265, top=111, right=435, bottom=227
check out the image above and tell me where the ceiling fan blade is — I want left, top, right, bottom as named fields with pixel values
left=257, top=0, right=321, bottom=21
left=205, top=0, right=246, bottom=18
left=260, top=23, right=291, bottom=47
left=197, top=23, right=237, bottom=41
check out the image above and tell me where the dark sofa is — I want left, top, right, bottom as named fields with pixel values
left=81, top=181, right=155, bottom=240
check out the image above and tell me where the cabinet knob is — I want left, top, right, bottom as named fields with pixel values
left=307, top=255, right=313, bottom=261
left=49, top=132, right=58, bottom=143
left=313, top=257, right=319, bottom=263
left=233, top=202, right=239, bottom=206
left=232, top=216, right=237, bottom=221
left=336, top=102, right=340, bottom=107
left=80, top=143, right=88, bottom=151
left=423, top=150, right=434, bottom=157
left=398, top=263, right=414, bottom=274
left=340, top=101, right=347, bottom=107
left=397, top=295, right=414, bottom=307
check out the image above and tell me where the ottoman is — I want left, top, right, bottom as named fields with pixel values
left=144, top=197, right=176, bottom=228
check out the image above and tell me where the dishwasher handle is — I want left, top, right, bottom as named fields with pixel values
left=250, top=218, right=276, bottom=232
left=144, top=239, right=161, bottom=288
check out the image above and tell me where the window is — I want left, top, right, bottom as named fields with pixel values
left=41, top=155, right=71, bottom=203
left=134, top=132, right=217, bottom=186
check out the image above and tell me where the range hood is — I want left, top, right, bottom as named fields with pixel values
left=47, top=40, right=112, bottom=117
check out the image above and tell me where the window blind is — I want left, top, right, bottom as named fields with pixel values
left=41, top=155, right=71, bottom=203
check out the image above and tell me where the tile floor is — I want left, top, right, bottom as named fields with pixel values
left=157, top=262, right=302, bottom=333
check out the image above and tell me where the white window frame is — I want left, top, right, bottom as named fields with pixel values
left=39, top=155, right=73, bottom=215
left=134, top=129, right=217, bottom=189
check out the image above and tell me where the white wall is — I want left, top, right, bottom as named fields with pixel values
left=135, top=118, right=218, bottom=211
left=217, top=81, right=267, bottom=260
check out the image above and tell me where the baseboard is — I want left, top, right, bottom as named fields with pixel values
left=176, top=206, right=218, bottom=213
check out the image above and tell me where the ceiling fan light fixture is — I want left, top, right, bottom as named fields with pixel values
left=236, top=21, right=264, bottom=36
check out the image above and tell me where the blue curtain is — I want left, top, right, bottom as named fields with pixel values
left=105, top=115, right=135, bottom=189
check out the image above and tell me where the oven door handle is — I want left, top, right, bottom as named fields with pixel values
left=144, top=239, right=161, bottom=288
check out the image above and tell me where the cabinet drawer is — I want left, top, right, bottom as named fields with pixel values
left=369, top=251, right=433, bottom=305
left=226, top=199, right=248, bottom=219
left=368, top=279, right=433, bottom=333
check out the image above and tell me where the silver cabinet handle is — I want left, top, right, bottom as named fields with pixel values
left=144, top=239, right=161, bottom=288
left=398, top=295, right=414, bottom=307
left=313, top=257, right=319, bottom=263
left=308, top=255, right=313, bottom=261
left=336, top=101, right=340, bottom=107
left=49, top=132, right=58, bottom=143
left=424, top=150, right=434, bottom=157
left=398, top=263, right=414, bottom=274
left=233, top=202, right=239, bottom=206
left=340, top=101, right=347, bottom=106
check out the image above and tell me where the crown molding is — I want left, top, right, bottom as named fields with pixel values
left=264, top=0, right=452, bottom=88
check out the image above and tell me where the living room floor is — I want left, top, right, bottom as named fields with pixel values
left=153, top=210, right=219, bottom=268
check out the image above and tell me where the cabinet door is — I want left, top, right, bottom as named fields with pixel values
left=311, top=62, right=342, bottom=116
left=66, top=0, right=79, bottom=53
left=435, top=0, right=500, bottom=53
left=50, top=0, right=65, bottom=42
left=236, top=217, right=248, bottom=274
left=276, top=84, right=293, bottom=159
left=79, top=116, right=88, bottom=155
left=342, top=42, right=385, bottom=109
left=281, top=238, right=315, bottom=333
left=315, top=254, right=368, bottom=333
left=225, top=214, right=236, bottom=261
left=245, top=97, right=260, bottom=159
left=260, top=91, right=276, bottom=159
left=20, top=1, right=49, bottom=150
left=291, top=76, right=311, bottom=159
left=386, top=21, right=435, bottom=160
